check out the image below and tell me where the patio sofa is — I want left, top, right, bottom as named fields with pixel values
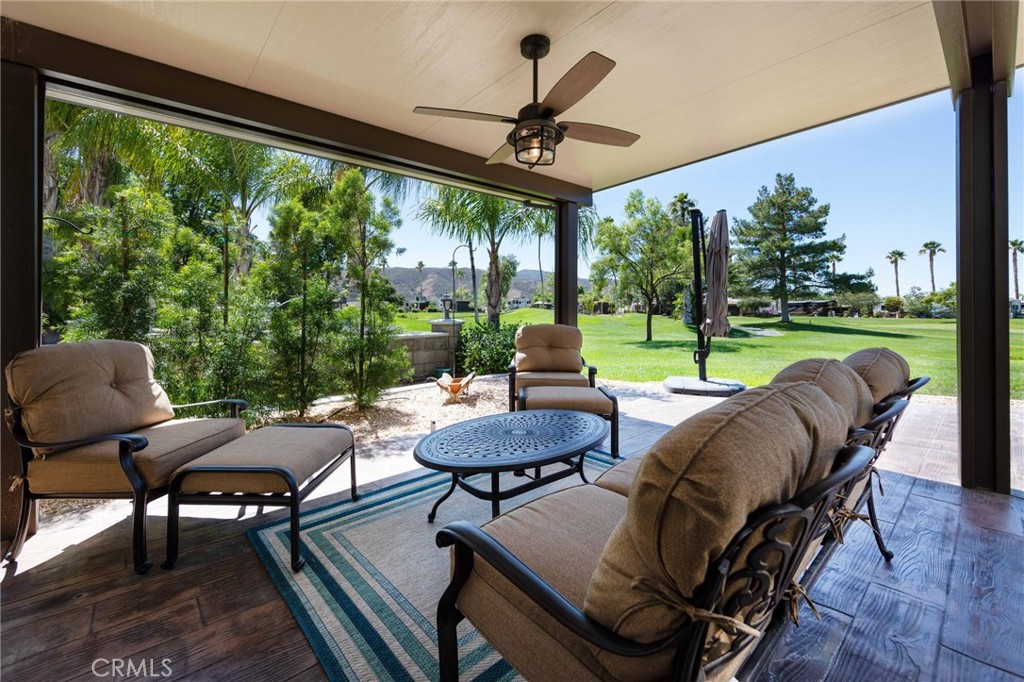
left=3, top=340, right=247, bottom=574
left=435, top=347, right=923, bottom=681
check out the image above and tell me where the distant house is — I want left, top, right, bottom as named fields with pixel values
left=506, top=296, right=530, bottom=310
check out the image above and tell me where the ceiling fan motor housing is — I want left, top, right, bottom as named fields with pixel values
left=520, top=34, right=550, bottom=60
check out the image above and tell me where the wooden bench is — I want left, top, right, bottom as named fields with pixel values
left=162, top=423, right=357, bottom=572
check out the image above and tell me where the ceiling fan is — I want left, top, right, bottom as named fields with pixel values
left=413, top=34, right=640, bottom=168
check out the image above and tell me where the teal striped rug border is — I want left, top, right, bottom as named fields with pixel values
left=248, top=451, right=617, bottom=681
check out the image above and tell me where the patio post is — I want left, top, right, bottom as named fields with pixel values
left=554, top=200, right=579, bottom=327
left=0, top=61, right=43, bottom=544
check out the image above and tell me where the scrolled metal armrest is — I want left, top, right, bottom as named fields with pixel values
left=436, top=521, right=677, bottom=658
left=171, top=398, right=248, bottom=417
left=863, top=399, right=909, bottom=433
left=890, top=376, right=930, bottom=400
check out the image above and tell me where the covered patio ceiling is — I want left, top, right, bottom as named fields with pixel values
left=5, top=1, right=1020, bottom=192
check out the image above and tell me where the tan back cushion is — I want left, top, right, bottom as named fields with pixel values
left=514, top=324, right=584, bottom=373
left=771, top=358, right=874, bottom=429
left=5, top=340, right=174, bottom=447
left=842, top=347, right=910, bottom=403
left=583, top=382, right=849, bottom=644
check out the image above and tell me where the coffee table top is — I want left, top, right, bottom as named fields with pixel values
left=414, top=410, right=608, bottom=474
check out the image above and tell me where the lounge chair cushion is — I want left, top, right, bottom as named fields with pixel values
left=5, top=340, right=175, bottom=452
left=584, top=382, right=849, bottom=647
left=457, top=485, right=682, bottom=681
left=594, top=454, right=645, bottom=497
left=173, top=425, right=353, bottom=494
left=842, top=347, right=911, bottom=403
left=771, top=358, right=874, bottom=428
left=514, top=324, right=584, bottom=373
left=26, top=418, right=245, bottom=494
left=514, top=371, right=591, bottom=391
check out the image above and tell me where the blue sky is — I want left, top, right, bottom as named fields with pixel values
left=270, top=71, right=1023, bottom=298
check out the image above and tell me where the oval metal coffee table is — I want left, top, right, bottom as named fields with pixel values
left=414, top=410, right=608, bottom=522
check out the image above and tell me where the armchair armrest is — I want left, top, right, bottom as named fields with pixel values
left=891, top=376, right=930, bottom=400
left=584, top=363, right=598, bottom=387
left=172, top=398, right=248, bottom=418
left=436, top=521, right=677, bottom=658
left=9, top=431, right=149, bottom=453
left=863, top=399, right=909, bottom=434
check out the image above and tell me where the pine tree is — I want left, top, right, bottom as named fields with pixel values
left=732, top=174, right=844, bottom=322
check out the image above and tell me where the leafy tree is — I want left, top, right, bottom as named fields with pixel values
left=594, top=191, right=691, bottom=341
left=514, top=204, right=598, bottom=303
left=883, top=295, right=903, bottom=315
left=61, top=186, right=175, bottom=342
left=731, top=173, right=843, bottom=323
left=419, top=187, right=525, bottom=326
left=919, top=241, right=946, bottom=293
left=329, top=169, right=411, bottom=408
left=886, top=249, right=906, bottom=298
left=259, top=198, right=346, bottom=416
left=1010, top=239, right=1024, bottom=300
left=902, top=287, right=930, bottom=317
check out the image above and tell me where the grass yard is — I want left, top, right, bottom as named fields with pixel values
left=393, top=309, right=1024, bottom=398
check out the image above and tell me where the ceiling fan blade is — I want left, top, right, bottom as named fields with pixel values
left=540, top=52, right=615, bottom=116
left=559, top=122, right=640, bottom=147
left=413, top=106, right=517, bottom=124
left=485, top=143, right=515, bottom=165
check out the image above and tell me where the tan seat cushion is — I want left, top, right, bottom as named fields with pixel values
left=842, top=348, right=911, bottom=403
left=174, top=425, right=353, bottom=494
left=584, top=382, right=849, bottom=650
left=514, top=324, right=585, bottom=373
left=26, top=418, right=245, bottom=494
left=771, top=358, right=874, bottom=428
left=594, top=454, right=645, bottom=497
left=5, top=340, right=175, bottom=452
left=522, top=386, right=613, bottom=414
left=515, top=371, right=590, bottom=392
left=458, top=485, right=673, bottom=682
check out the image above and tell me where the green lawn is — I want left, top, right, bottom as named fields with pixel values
left=393, top=310, right=1024, bottom=398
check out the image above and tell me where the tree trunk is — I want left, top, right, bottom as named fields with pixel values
left=299, top=254, right=308, bottom=417
left=645, top=305, right=653, bottom=342
left=468, top=238, right=480, bottom=324
left=538, top=236, right=544, bottom=301
left=487, top=246, right=501, bottom=326
left=929, top=253, right=936, bottom=293
left=779, top=261, right=790, bottom=323
left=895, top=263, right=901, bottom=298
left=1012, top=251, right=1019, bottom=300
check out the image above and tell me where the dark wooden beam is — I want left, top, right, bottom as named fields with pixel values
left=554, top=202, right=579, bottom=328
left=955, top=54, right=1010, bottom=492
left=0, top=18, right=592, bottom=206
left=1, top=62, right=42, bottom=542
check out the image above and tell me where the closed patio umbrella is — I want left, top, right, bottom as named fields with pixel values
left=700, top=209, right=732, bottom=338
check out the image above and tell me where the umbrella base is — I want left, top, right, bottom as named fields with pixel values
left=663, top=376, right=746, bottom=397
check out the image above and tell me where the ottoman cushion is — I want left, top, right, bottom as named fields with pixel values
left=174, top=426, right=353, bottom=494
left=522, top=386, right=613, bottom=414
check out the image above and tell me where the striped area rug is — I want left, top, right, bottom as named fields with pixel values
left=248, top=453, right=616, bottom=681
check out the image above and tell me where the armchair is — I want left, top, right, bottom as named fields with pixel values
left=3, top=340, right=247, bottom=574
left=507, top=324, right=596, bottom=411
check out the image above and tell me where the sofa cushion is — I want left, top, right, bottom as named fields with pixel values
left=26, top=418, right=245, bottom=494
left=5, top=340, right=174, bottom=451
left=174, top=425, right=353, bottom=494
left=771, top=358, right=874, bottom=428
left=457, top=485, right=672, bottom=681
left=842, top=347, right=910, bottom=403
left=594, top=454, right=645, bottom=497
left=514, top=324, right=585, bottom=373
left=515, top=371, right=590, bottom=391
left=584, top=382, right=849, bottom=647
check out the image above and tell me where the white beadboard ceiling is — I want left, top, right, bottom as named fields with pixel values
left=4, top=1, right=1019, bottom=191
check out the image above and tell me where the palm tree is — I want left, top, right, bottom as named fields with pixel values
left=886, top=249, right=906, bottom=298
left=918, top=241, right=946, bottom=293
left=515, top=203, right=599, bottom=304
left=415, top=260, right=426, bottom=304
left=1011, top=239, right=1024, bottom=300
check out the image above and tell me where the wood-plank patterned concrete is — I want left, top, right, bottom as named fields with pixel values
left=2, top=385, right=1022, bottom=681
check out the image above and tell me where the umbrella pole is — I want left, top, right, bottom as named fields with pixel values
left=690, top=208, right=709, bottom=381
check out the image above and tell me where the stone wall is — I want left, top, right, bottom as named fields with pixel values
left=395, top=331, right=451, bottom=381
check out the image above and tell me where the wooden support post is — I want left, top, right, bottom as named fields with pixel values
left=554, top=201, right=579, bottom=327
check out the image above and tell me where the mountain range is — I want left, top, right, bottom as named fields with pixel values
left=382, top=267, right=589, bottom=304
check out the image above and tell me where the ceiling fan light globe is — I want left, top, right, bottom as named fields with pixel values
left=509, top=120, right=562, bottom=167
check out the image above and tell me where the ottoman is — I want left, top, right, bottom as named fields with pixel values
left=162, top=423, right=356, bottom=571
left=518, top=385, right=619, bottom=457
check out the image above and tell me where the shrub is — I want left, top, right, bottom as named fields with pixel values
left=738, top=296, right=772, bottom=316
left=456, top=322, right=519, bottom=374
